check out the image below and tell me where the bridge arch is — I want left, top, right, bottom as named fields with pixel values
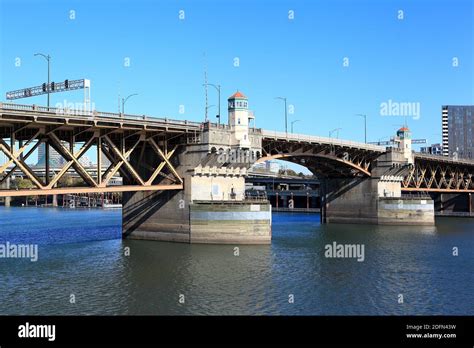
left=256, top=153, right=372, bottom=177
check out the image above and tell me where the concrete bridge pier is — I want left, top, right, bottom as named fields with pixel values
left=323, top=150, right=435, bottom=226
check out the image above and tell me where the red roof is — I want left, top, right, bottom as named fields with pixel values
left=398, top=127, right=410, bottom=132
left=228, top=91, right=247, bottom=99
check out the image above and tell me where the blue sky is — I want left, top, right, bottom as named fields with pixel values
left=1, top=0, right=473, bottom=152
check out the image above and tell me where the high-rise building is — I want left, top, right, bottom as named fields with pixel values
left=36, top=143, right=64, bottom=168
left=36, top=142, right=107, bottom=169
left=442, top=106, right=449, bottom=156
left=442, top=105, right=474, bottom=159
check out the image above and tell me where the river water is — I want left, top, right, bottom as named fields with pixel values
left=0, top=207, right=472, bottom=315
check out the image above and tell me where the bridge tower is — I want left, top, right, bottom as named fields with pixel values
left=228, top=91, right=254, bottom=148
left=396, top=127, right=413, bottom=164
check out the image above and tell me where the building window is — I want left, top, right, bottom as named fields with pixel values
left=238, top=118, right=241, bottom=124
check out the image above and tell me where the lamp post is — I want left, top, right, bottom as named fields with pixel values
left=329, top=127, right=342, bottom=138
left=291, top=120, right=301, bottom=133
left=205, top=105, right=215, bottom=122
left=34, top=53, right=51, bottom=109
left=203, top=83, right=221, bottom=125
left=122, top=93, right=138, bottom=115
left=275, top=97, right=288, bottom=136
left=356, top=114, right=367, bottom=143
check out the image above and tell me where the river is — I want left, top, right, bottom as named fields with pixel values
left=0, top=207, right=473, bottom=315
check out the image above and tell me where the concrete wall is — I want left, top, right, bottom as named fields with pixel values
left=377, top=181, right=401, bottom=198
left=378, top=197, right=435, bottom=225
left=190, top=175, right=245, bottom=201
left=190, top=201, right=271, bottom=244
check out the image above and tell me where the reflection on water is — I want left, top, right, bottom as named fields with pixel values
left=0, top=207, right=473, bottom=315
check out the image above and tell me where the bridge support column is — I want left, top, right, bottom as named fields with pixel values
left=324, top=177, right=379, bottom=224
left=323, top=151, right=434, bottom=225
left=52, top=194, right=58, bottom=207
left=469, top=193, right=472, bottom=214
left=324, top=177, right=434, bottom=225
left=4, top=177, right=11, bottom=207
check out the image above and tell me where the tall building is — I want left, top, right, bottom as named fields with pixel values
left=442, top=105, right=474, bottom=159
left=36, top=142, right=97, bottom=168
left=442, top=106, right=449, bottom=156
left=36, top=143, right=64, bottom=168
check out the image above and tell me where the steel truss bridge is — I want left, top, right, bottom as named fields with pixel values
left=0, top=103, right=202, bottom=197
left=1, top=102, right=474, bottom=197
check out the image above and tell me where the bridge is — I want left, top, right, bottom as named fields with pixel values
left=1, top=92, right=473, bottom=244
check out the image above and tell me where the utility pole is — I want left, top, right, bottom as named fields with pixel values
left=203, top=83, right=221, bottom=125
left=34, top=53, right=51, bottom=109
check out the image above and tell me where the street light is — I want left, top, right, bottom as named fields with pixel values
left=291, top=120, right=301, bottom=133
left=329, top=127, right=342, bottom=138
left=34, top=53, right=51, bottom=109
left=203, top=83, right=221, bottom=125
left=275, top=97, right=288, bottom=136
left=205, top=105, right=215, bottom=121
left=122, top=93, right=138, bottom=115
left=356, top=114, right=367, bottom=143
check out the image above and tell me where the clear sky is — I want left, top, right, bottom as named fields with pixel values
left=0, top=0, right=473, bottom=154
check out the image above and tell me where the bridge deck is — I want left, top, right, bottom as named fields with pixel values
left=261, top=130, right=386, bottom=152
left=0, top=102, right=202, bottom=135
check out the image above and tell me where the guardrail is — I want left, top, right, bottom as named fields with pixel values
left=261, top=130, right=386, bottom=152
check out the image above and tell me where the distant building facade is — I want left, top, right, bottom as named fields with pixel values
left=251, top=160, right=280, bottom=173
left=36, top=142, right=97, bottom=168
left=420, top=143, right=442, bottom=155
left=36, top=143, right=64, bottom=168
left=442, top=105, right=474, bottom=159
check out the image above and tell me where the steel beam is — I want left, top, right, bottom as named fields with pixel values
left=0, top=184, right=183, bottom=197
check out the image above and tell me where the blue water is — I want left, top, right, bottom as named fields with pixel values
left=0, top=207, right=473, bottom=315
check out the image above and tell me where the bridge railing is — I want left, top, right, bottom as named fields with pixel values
left=261, top=130, right=385, bottom=152
left=0, top=102, right=202, bottom=128
left=414, top=152, right=474, bottom=165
